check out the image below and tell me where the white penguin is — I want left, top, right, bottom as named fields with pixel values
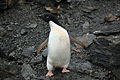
left=46, top=21, right=71, bottom=76
left=40, top=13, right=71, bottom=76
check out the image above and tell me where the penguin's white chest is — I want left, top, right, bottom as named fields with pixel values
left=48, top=25, right=70, bottom=67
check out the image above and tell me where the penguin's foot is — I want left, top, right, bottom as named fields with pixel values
left=62, top=68, right=70, bottom=73
left=46, top=71, right=54, bottom=77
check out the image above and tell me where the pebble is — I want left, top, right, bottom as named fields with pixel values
left=30, top=54, right=42, bottom=64
left=26, top=23, right=37, bottom=29
left=21, top=29, right=27, bottom=35
left=0, top=26, right=7, bottom=38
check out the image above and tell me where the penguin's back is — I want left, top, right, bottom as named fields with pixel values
left=48, top=21, right=70, bottom=67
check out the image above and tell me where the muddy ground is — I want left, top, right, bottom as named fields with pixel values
left=0, top=0, right=120, bottom=80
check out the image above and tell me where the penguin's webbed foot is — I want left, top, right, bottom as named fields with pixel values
left=62, top=68, right=70, bottom=73
left=46, top=71, right=54, bottom=77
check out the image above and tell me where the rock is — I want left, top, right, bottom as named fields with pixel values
left=77, top=33, right=96, bottom=48
left=82, top=21, right=90, bottom=34
left=41, top=48, right=48, bottom=58
left=104, top=14, right=117, bottom=22
left=93, top=30, right=120, bottom=36
left=112, top=68, right=120, bottom=80
left=93, top=71, right=108, bottom=79
left=67, top=0, right=71, bottom=2
left=30, top=54, right=42, bottom=64
left=8, top=51, right=17, bottom=60
left=34, top=76, right=50, bottom=80
left=0, top=48, right=6, bottom=58
left=21, top=46, right=35, bottom=58
left=9, top=51, right=16, bottom=57
left=88, top=38, right=120, bottom=68
left=7, top=25, right=13, bottom=31
left=110, top=43, right=120, bottom=66
left=79, top=76, right=96, bottom=80
left=21, top=63, right=37, bottom=80
left=0, top=26, right=7, bottom=38
left=26, top=23, right=37, bottom=29
left=20, top=29, right=27, bottom=35
left=4, top=78, right=13, bottom=80
left=82, top=8, right=91, bottom=13
left=69, top=60, right=93, bottom=74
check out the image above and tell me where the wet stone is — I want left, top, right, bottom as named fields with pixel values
left=21, top=63, right=37, bottom=80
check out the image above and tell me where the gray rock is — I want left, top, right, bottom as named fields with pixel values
left=9, top=51, right=16, bottom=57
left=79, top=76, right=96, bottom=80
left=82, top=21, right=90, bottom=34
left=69, top=60, right=93, bottom=73
left=21, top=46, right=34, bottom=58
left=30, top=54, right=42, bottom=64
left=93, top=71, right=108, bottom=79
left=41, top=48, right=48, bottom=58
left=26, top=23, right=37, bottom=29
left=112, top=68, right=120, bottom=80
left=7, top=25, right=13, bottom=31
left=88, top=39, right=120, bottom=68
left=0, top=26, right=7, bottom=38
left=67, top=0, right=71, bottom=2
left=21, top=29, right=27, bottom=35
left=34, top=76, right=50, bottom=80
left=21, top=63, right=37, bottom=80
left=4, top=78, right=13, bottom=80
left=80, top=33, right=96, bottom=48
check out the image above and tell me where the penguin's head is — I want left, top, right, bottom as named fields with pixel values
left=39, top=13, right=61, bottom=26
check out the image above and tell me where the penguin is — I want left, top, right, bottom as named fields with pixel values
left=40, top=13, right=71, bottom=76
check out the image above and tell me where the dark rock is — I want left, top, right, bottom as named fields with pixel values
left=0, top=26, right=7, bottom=38
left=21, top=46, right=35, bottom=58
left=110, top=43, right=120, bottom=66
left=0, top=48, right=6, bottom=58
left=25, top=23, right=37, bottom=29
left=93, top=71, right=109, bottom=79
left=67, top=0, right=71, bottom=2
left=21, top=63, right=37, bottom=80
left=79, top=76, right=96, bottom=80
left=4, top=78, right=13, bottom=80
left=30, top=54, right=42, bottom=64
left=93, top=30, right=120, bottom=36
left=88, top=38, right=120, bottom=68
left=41, top=48, right=48, bottom=58
left=112, top=68, right=120, bottom=80
left=69, top=60, right=93, bottom=74
left=34, top=76, right=50, bottom=80
left=20, top=29, right=27, bottom=35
